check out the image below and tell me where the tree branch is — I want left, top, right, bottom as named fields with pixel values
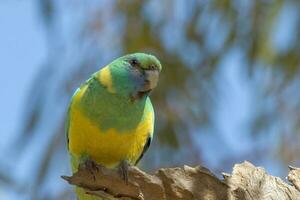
left=62, top=161, right=300, bottom=200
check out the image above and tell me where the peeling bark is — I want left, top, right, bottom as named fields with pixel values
left=62, top=161, right=300, bottom=200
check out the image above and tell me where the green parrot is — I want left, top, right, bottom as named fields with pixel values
left=65, top=53, right=162, bottom=199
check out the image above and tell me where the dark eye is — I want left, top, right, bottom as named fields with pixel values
left=149, top=64, right=156, bottom=70
left=129, top=58, right=139, bottom=67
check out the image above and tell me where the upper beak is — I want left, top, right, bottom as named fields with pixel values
left=140, top=70, right=160, bottom=92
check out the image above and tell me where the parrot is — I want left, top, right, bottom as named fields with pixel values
left=65, top=53, right=162, bottom=200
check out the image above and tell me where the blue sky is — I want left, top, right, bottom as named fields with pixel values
left=0, top=0, right=46, bottom=148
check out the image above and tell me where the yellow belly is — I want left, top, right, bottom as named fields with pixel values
left=68, top=87, right=153, bottom=167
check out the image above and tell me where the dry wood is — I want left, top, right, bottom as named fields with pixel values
left=62, top=161, right=300, bottom=200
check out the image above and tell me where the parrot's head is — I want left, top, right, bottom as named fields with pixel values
left=105, top=53, right=162, bottom=100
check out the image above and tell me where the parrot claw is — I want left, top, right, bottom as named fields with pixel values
left=79, top=157, right=99, bottom=181
left=84, top=158, right=99, bottom=173
left=79, top=157, right=99, bottom=171
left=118, top=160, right=129, bottom=184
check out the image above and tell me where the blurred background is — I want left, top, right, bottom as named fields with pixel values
left=1, top=0, right=300, bottom=199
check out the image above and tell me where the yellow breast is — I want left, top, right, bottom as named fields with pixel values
left=68, top=85, right=153, bottom=167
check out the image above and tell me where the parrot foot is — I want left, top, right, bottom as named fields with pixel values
left=79, top=157, right=99, bottom=181
left=83, top=158, right=99, bottom=173
left=118, top=160, right=129, bottom=184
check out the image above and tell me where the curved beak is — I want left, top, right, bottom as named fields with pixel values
left=131, top=69, right=160, bottom=101
left=140, top=70, right=160, bottom=92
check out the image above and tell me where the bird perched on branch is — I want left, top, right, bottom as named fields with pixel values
left=65, top=53, right=162, bottom=200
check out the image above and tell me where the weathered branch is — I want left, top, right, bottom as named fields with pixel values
left=62, top=161, right=300, bottom=200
